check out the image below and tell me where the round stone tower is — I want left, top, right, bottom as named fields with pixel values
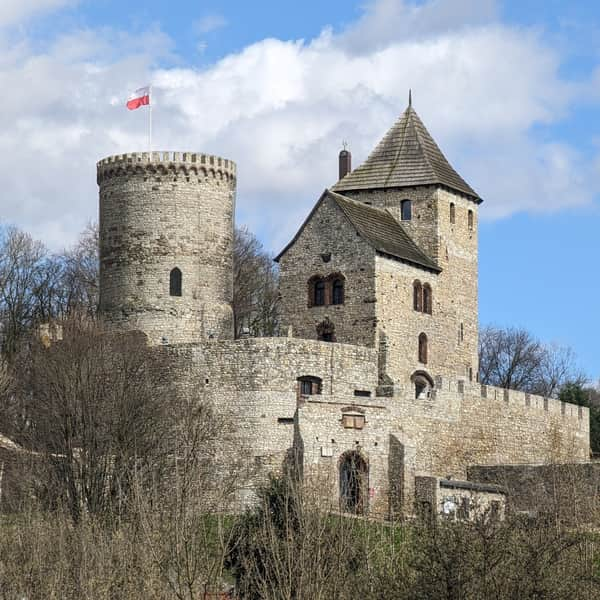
left=97, top=151, right=236, bottom=345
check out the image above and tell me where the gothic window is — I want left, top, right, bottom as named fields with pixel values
left=450, top=202, right=456, bottom=224
left=468, top=210, right=474, bottom=231
left=418, top=333, right=428, bottom=364
left=307, top=276, right=326, bottom=307
left=169, top=267, right=182, bottom=297
left=298, top=376, right=322, bottom=396
left=332, top=278, right=345, bottom=305
left=423, top=284, right=432, bottom=315
left=317, top=318, right=335, bottom=342
left=413, top=280, right=422, bottom=312
left=401, top=199, right=412, bottom=221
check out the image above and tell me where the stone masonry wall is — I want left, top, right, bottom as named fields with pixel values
left=346, top=185, right=479, bottom=381
left=296, top=398, right=396, bottom=518
left=375, top=255, right=440, bottom=386
left=98, top=152, right=236, bottom=345
left=278, top=193, right=377, bottom=347
left=392, top=380, right=589, bottom=485
left=164, top=337, right=378, bottom=505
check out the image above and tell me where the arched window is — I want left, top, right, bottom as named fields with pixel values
left=332, top=278, right=345, bottom=305
left=413, top=280, right=422, bottom=312
left=307, top=276, right=326, bottom=307
left=423, top=284, right=432, bottom=315
left=169, top=267, right=182, bottom=297
left=401, top=199, right=412, bottom=221
left=314, top=280, right=325, bottom=306
left=418, top=333, right=428, bottom=364
left=317, top=318, right=335, bottom=342
left=412, top=370, right=434, bottom=399
left=468, top=210, right=474, bottom=231
left=450, top=202, right=456, bottom=224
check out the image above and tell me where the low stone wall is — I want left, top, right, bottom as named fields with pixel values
left=467, top=462, right=600, bottom=525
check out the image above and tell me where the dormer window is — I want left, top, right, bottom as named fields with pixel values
left=401, top=199, right=412, bottom=221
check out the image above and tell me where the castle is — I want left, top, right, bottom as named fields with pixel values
left=96, top=100, right=590, bottom=518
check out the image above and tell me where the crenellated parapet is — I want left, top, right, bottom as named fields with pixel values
left=97, top=151, right=236, bottom=185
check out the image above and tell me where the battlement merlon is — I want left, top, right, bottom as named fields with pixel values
left=96, top=151, right=236, bottom=184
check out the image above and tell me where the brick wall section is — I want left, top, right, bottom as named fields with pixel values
left=278, top=193, right=377, bottom=346
left=97, top=152, right=236, bottom=345
left=375, top=256, right=440, bottom=386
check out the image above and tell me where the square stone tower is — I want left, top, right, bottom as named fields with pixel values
left=277, top=100, right=481, bottom=390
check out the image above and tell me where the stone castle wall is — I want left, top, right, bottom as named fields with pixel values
left=158, top=337, right=590, bottom=515
left=98, top=151, right=236, bottom=345
left=278, top=193, right=378, bottom=347
left=394, top=380, right=589, bottom=483
left=162, top=337, right=379, bottom=504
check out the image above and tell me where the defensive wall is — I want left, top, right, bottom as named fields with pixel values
left=157, top=337, right=589, bottom=516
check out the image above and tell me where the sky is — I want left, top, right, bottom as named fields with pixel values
left=0, top=0, right=598, bottom=381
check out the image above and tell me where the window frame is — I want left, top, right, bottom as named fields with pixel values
left=332, top=278, right=345, bottom=305
left=418, top=332, right=428, bottom=364
left=401, top=199, right=412, bottom=221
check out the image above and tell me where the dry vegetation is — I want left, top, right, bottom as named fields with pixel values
left=1, top=223, right=599, bottom=598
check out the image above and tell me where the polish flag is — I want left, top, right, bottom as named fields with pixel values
left=126, top=86, right=150, bottom=110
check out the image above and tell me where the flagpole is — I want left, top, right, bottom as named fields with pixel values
left=149, top=84, right=153, bottom=154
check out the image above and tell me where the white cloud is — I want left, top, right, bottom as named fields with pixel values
left=0, top=0, right=597, bottom=253
left=194, top=14, right=227, bottom=35
left=0, top=0, right=75, bottom=27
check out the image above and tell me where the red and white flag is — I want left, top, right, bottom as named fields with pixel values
left=126, top=86, right=150, bottom=110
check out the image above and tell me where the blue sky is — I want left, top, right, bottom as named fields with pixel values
left=0, top=0, right=598, bottom=381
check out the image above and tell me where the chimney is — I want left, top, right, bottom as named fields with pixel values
left=339, top=145, right=351, bottom=180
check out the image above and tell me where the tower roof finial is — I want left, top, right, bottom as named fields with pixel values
left=409, top=88, right=412, bottom=108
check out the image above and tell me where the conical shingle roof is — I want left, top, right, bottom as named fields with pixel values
left=333, top=105, right=481, bottom=201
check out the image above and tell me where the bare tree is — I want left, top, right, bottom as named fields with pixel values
left=233, top=226, right=279, bottom=338
left=0, top=227, right=53, bottom=357
left=16, top=318, right=171, bottom=522
left=479, top=325, right=584, bottom=397
left=57, top=222, right=99, bottom=318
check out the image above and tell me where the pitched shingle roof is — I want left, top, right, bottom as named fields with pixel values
left=275, top=189, right=440, bottom=273
left=332, top=105, right=481, bottom=201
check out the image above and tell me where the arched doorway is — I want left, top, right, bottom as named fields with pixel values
left=339, top=451, right=368, bottom=514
